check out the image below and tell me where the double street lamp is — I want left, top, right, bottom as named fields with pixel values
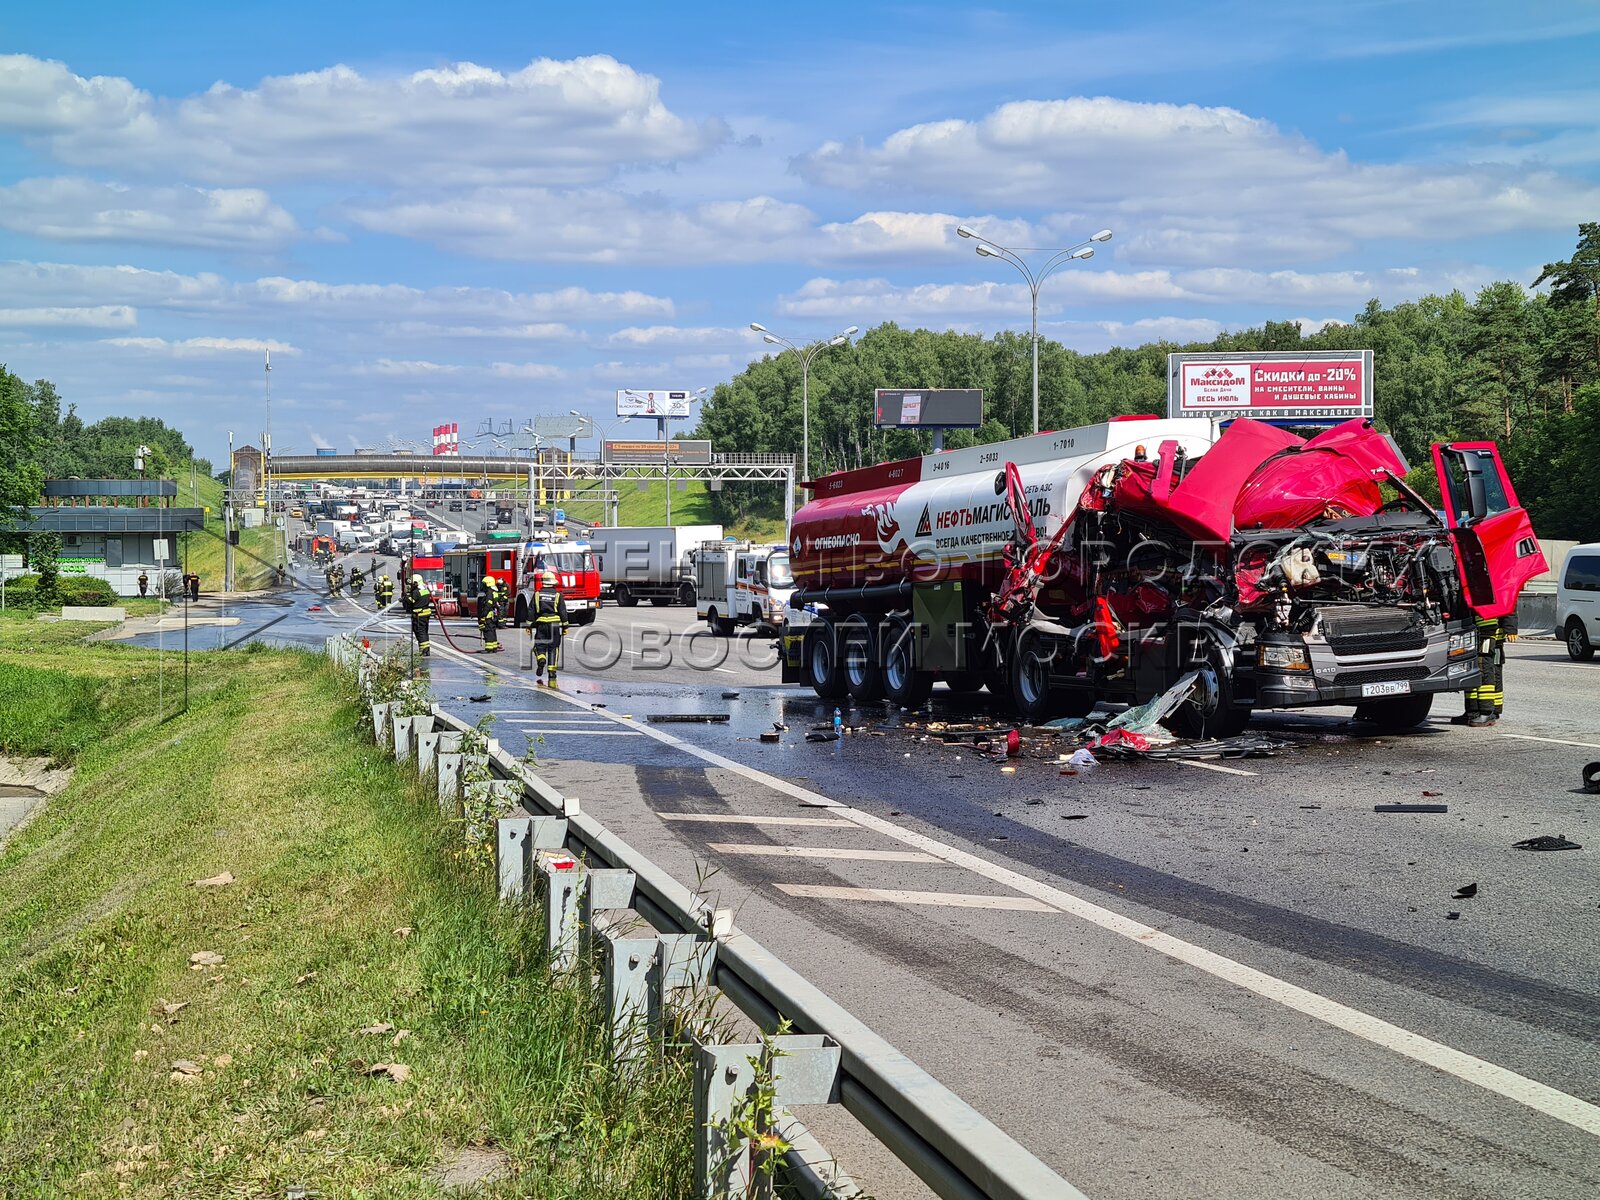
left=749, top=323, right=858, bottom=481
left=956, top=225, right=1112, bottom=435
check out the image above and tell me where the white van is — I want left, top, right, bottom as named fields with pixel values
left=1557, top=543, right=1600, bottom=660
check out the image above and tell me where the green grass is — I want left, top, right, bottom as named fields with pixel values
left=0, top=625, right=693, bottom=1197
left=560, top=481, right=785, bottom=540
left=171, top=469, right=281, bottom=592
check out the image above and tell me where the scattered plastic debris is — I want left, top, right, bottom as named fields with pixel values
left=1513, top=834, right=1582, bottom=851
left=1453, top=883, right=1478, bottom=899
left=721, top=691, right=741, bottom=700
left=806, top=731, right=840, bottom=743
left=1445, top=911, right=1461, bottom=921
left=759, top=731, right=781, bottom=744
left=1375, top=803, right=1448, bottom=813
left=1583, top=762, right=1600, bottom=794
left=1066, top=748, right=1098, bottom=772
left=469, top=694, right=491, bottom=703
left=648, top=714, right=731, bottom=724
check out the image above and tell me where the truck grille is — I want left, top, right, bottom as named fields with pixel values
left=1319, top=607, right=1427, bottom=657
left=1327, top=627, right=1428, bottom=655
left=1336, top=665, right=1430, bottom=687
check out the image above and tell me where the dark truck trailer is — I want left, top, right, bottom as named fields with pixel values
left=783, top=417, right=1544, bottom=731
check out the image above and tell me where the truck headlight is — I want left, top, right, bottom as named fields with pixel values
left=1448, top=631, right=1474, bottom=657
left=1257, top=642, right=1310, bottom=670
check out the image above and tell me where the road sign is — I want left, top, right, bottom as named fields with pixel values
left=874, top=389, right=983, bottom=428
left=603, top=440, right=713, bottom=465
left=154, top=538, right=170, bottom=562
left=1167, top=351, right=1374, bottom=424
left=617, top=389, right=692, bottom=418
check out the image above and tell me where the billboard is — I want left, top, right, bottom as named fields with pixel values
left=1167, top=351, right=1374, bottom=423
left=533, top=414, right=592, bottom=441
left=874, top=388, right=984, bottom=428
left=617, top=389, right=692, bottom=418
left=603, top=440, right=712, bottom=466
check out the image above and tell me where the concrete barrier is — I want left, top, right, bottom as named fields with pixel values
left=60, top=606, right=126, bottom=622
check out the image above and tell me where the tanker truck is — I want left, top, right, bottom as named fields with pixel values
left=782, top=416, right=1544, bottom=732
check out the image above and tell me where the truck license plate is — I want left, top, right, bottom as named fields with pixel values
left=1360, top=680, right=1411, bottom=698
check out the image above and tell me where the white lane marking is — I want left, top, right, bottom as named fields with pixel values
left=513, top=729, right=642, bottom=737
left=434, top=641, right=1600, bottom=1138
left=714, top=667, right=737, bottom=674
left=707, top=843, right=944, bottom=863
left=777, top=884, right=1056, bottom=911
left=1499, top=732, right=1600, bottom=750
left=661, top=813, right=856, bottom=828
left=1174, top=759, right=1258, bottom=777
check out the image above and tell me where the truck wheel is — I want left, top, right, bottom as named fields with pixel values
left=575, top=609, right=597, bottom=627
left=842, top=618, right=884, bottom=702
left=678, top=582, right=696, bottom=607
left=882, top=616, right=933, bottom=709
left=805, top=623, right=848, bottom=699
left=707, top=606, right=734, bottom=636
left=1009, top=629, right=1061, bottom=723
left=649, top=596, right=671, bottom=607
left=1353, top=693, right=1434, bottom=728
left=1168, top=642, right=1249, bottom=739
left=513, top=599, right=527, bottom=628
left=616, top=583, right=638, bottom=608
left=1567, top=618, right=1595, bottom=661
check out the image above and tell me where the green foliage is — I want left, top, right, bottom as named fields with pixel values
left=28, top=530, right=62, bottom=608
left=1, top=573, right=119, bottom=611
left=701, top=226, right=1600, bottom=541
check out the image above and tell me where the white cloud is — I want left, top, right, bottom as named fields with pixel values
left=607, top=325, right=748, bottom=347
left=0, top=304, right=135, bottom=328
left=0, top=177, right=302, bottom=249
left=0, top=54, right=725, bottom=185
left=797, top=96, right=1600, bottom=264
left=102, top=336, right=298, bottom=356
left=350, top=357, right=562, bottom=380
left=356, top=358, right=461, bottom=377
left=489, top=361, right=563, bottom=380
left=776, top=265, right=1499, bottom=319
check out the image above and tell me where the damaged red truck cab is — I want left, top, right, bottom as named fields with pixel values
left=783, top=416, right=1544, bottom=732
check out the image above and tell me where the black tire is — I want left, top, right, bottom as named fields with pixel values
left=1009, top=629, right=1062, bottom=723
left=678, top=582, right=696, bottom=607
left=1168, top=640, right=1250, bottom=739
left=616, top=583, right=638, bottom=608
left=805, top=623, right=848, bottom=700
left=1567, top=618, right=1595, bottom=661
left=881, top=616, right=934, bottom=709
left=842, top=618, right=884, bottom=702
left=649, top=596, right=671, bottom=607
left=574, top=608, right=597, bottom=627
left=1353, top=692, right=1434, bottom=728
left=511, top=599, right=526, bottom=629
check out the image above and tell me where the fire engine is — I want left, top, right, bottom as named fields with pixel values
left=513, top=538, right=600, bottom=626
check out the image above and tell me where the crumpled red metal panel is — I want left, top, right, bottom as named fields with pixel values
left=1111, top=419, right=1302, bottom=541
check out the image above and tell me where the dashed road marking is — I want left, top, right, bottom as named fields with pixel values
left=707, top=843, right=943, bottom=863
left=433, top=640, right=1600, bottom=1138
left=660, top=813, right=856, bottom=828
left=1175, top=759, right=1258, bottom=777
left=776, top=884, right=1057, bottom=911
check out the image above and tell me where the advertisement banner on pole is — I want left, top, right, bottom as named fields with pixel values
left=1167, top=351, right=1373, bottom=423
left=603, top=440, right=712, bottom=465
left=616, top=389, right=692, bottom=418
left=873, top=388, right=983, bottom=428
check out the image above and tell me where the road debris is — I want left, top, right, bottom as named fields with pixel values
left=648, top=713, right=731, bottom=724
left=469, top=694, right=491, bottom=703
left=1445, top=912, right=1461, bottom=921
left=806, top=731, right=840, bottom=743
left=1583, top=762, right=1600, bottom=794
left=1513, top=834, right=1582, bottom=851
left=1375, top=803, right=1448, bottom=813
left=1453, top=883, right=1478, bottom=899
left=759, top=731, right=781, bottom=743
left=721, top=690, right=741, bottom=700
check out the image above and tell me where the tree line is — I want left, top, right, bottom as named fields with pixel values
left=696, top=224, right=1600, bottom=542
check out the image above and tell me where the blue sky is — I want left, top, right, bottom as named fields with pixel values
left=2, top=0, right=1597, bottom=465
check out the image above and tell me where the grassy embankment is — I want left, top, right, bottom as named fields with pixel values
left=0, top=612, right=692, bottom=1197
left=561, top=480, right=785, bottom=541
left=171, top=469, right=281, bottom=591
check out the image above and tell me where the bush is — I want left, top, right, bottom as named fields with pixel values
left=0, top=573, right=119, bottom=609
left=1, top=574, right=40, bottom=608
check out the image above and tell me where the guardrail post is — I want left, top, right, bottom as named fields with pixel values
left=436, top=753, right=461, bottom=813
left=694, top=1034, right=843, bottom=1200
left=393, top=714, right=426, bottom=765
left=578, top=868, right=636, bottom=964
left=419, top=728, right=461, bottom=779
left=599, top=929, right=658, bottom=1065
left=496, top=816, right=533, bottom=903
left=535, top=850, right=583, bottom=969
left=463, top=779, right=519, bottom=845
left=652, top=933, right=715, bottom=1047
left=371, top=702, right=396, bottom=750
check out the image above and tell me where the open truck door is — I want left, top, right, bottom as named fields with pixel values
left=1431, top=441, right=1546, bottom=620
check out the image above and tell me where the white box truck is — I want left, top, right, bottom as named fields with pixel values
left=696, top=541, right=794, bottom=634
left=588, top=524, right=723, bottom=606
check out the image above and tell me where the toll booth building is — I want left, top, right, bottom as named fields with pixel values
left=19, top=480, right=206, bottom=595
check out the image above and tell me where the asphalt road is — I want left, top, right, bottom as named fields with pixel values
left=395, top=604, right=1600, bottom=1200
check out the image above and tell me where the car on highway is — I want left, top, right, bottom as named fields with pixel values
left=289, top=506, right=303, bottom=519
left=466, top=501, right=481, bottom=512
left=426, top=498, right=438, bottom=508
left=449, top=500, right=463, bottom=512
left=1558, top=542, right=1600, bottom=660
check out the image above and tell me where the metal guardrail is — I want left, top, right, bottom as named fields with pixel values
left=332, top=633, right=1084, bottom=1200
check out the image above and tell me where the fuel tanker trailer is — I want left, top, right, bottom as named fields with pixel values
left=783, top=415, right=1544, bottom=731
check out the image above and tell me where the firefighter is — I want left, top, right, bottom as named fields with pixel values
left=350, top=566, right=365, bottom=598
left=137, top=570, right=149, bottom=597
left=404, top=563, right=434, bottom=657
left=375, top=573, right=394, bottom=608
left=531, top=569, right=568, bottom=686
left=476, top=574, right=503, bottom=653
left=1453, top=614, right=1507, bottom=727
left=327, top=563, right=344, bottom=596
left=187, top=572, right=201, bottom=602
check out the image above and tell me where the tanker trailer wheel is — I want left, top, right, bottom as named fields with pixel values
left=881, top=615, right=934, bottom=709
left=842, top=616, right=885, bottom=702
left=805, top=622, right=848, bottom=700
left=1009, top=628, right=1064, bottom=723
left=1168, top=640, right=1249, bottom=739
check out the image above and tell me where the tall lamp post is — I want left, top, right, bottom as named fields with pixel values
left=955, top=225, right=1112, bottom=435
left=749, top=323, right=858, bottom=481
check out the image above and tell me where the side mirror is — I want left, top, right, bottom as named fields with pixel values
left=1464, top=469, right=1489, bottom=524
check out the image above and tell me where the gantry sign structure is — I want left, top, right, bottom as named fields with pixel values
left=267, top=451, right=800, bottom=525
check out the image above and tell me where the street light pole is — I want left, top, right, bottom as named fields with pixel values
left=956, top=225, right=1112, bottom=435
left=748, top=324, right=858, bottom=480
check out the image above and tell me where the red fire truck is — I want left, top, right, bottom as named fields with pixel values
left=513, top=538, right=600, bottom=626
left=437, top=544, right=520, bottom=618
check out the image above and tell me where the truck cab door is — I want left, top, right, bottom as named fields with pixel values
left=1431, top=442, right=1546, bottom=620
